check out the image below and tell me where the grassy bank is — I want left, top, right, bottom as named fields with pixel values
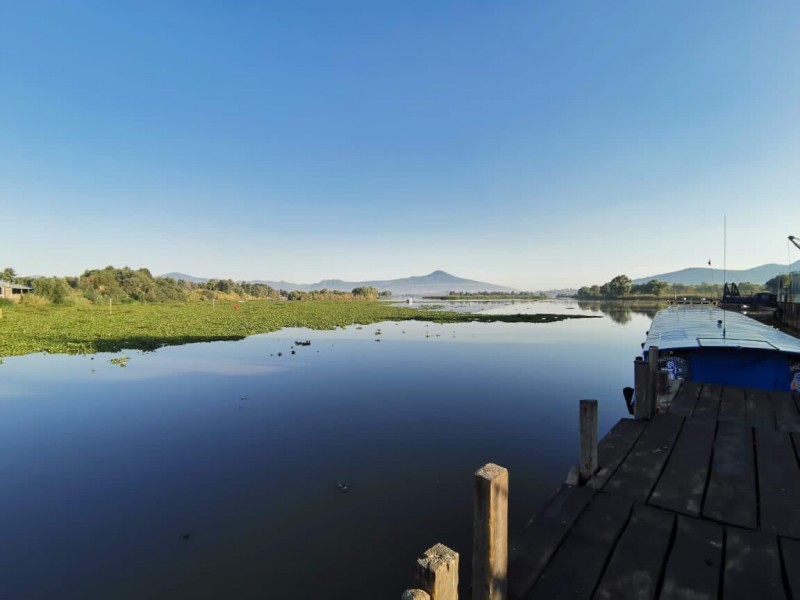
left=0, top=300, right=598, bottom=358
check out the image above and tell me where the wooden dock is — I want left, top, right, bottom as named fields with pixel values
left=508, top=383, right=800, bottom=599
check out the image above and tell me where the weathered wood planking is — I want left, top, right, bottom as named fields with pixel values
left=526, top=493, right=632, bottom=599
left=592, top=504, right=674, bottom=600
left=702, top=422, right=757, bottom=529
left=507, top=485, right=595, bottom=599
left=603, top=413, right=683, bottom=503
left=793, top=433, right=800, bottom=464
left=723, top=527, right=786, bottom=600
left=649, top=420, right=715, bottom=516
left=668, top=381, right=701, bottom=418
left=692, top=383, right=722, bottom=425
left=779, top=537, right=800, bottom=598
left=659, top=516, right=723, bottom=600
left=745, top=388, right=775, bottom=429
left=755, top=427, right=800, bottom=538
left=586, top=418, right=647, bottom=491
left=718, top=385, right=746, bottom=423
left=771, top=391, right=800, bottom=432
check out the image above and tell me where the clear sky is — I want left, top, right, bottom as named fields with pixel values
left=2, top=1, right=799, bottom=290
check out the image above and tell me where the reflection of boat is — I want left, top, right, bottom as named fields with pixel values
left=643, top=306, right=800, bottom=392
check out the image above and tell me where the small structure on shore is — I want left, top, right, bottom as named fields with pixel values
left=0, top=280, right=32, bottom=303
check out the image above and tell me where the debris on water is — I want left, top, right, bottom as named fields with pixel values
left=181, top=532, right=191, bottom=540
left=110, top=356, right=129, bottom=368
left=295, top=340, right=311, bottom=346
left=336, top=481, right=350, bottom=493
left=374, top=329, right=382, bottom=335
left=291, top=350, right=296, bottom=354
left=277, top=352, right=282, bottom=357
left=240, top=396, right=249, bottom=401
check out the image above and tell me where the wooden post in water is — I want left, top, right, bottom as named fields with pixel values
left=416, top=543, right=459, bottom=600
left=634, top=357, right=649, bottom=420
left=579, top=400, right=598, bottom=481
left=403, top=590, right=431, bottom=600
left=472, top=463, right=508, bottom=600
left=648, top=346, right=660, bottom=417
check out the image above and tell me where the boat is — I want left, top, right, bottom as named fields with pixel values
left=643, top=305, right=800, bottom=392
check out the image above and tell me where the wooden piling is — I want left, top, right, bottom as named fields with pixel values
left=473, top=463, right=508, bottom=600
left=579, top=400, right=599, bottom=481
left=648, top=346, right=660, bottom=417
left=416, top=543, right=459, bottom=600
left=634, top=357, right=649, bottom=420
left=402, top=590, right=431, bottom=600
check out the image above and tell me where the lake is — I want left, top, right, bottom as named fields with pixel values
left=0, top=300, right=658, bottom=599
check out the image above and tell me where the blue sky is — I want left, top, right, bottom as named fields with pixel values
left=2, top=1, right=799, bottom=289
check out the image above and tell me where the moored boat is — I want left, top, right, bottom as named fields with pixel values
left=643, top=305, right=800, bottom=392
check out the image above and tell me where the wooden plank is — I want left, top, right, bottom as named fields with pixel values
left=771, top=391, right=800, bottom=432
left=580, top=400, right=599, bottom=480
left=780, top=537, right=800, bottom=599
left=723, top=527, right=786, bottom=600
left=659, top=515, right=723, bottom=600
left=649, top=421, right=715, bottom=516
left=526, top=493, right=632, bottom=599
left=719, top=385, right=746, bottom=423
left=586, top=419, right=647, bottom=491
left=793, top=433, right=800, bottom=464
left=702, top=422, right=757, bottom=529
left=507, top=485, right=595, bottom=599
left=745, top=388, right=775, bottom=429
left=691, top=383, right=722, bottom=426
left=668, top=380, right=701, bottom=418
left=603, top=413, right=684, bottom=503
left=756, top=427, right=800, bottom=538
left=593, top=504, right=674, bottom=600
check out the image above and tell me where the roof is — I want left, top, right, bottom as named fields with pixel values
left=0, top=280, right=32, bottom=290
left=644, top=306, right=800, bottom=355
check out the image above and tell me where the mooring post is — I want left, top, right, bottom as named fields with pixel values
left=634, top=357, right=649, bottom=420
left=403, top=590, right=431, bottom=600
left=416, top=543, right=459, bottom=600
left=579, top=400, right=598, bottom=481
left=648, top=346, right=660, bottom=417
left=472, top=463, right=508, bottom=600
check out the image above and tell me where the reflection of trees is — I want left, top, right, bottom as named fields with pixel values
left=576, top=301, right=663, bottom=324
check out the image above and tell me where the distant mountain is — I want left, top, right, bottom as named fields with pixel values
left=160, top=272, right=209, bottom=284
left=252, top=270, right=517, bottom=296
left=633, top=261, right=800, bottom=286
left=160, top=270, right=516, bottom=296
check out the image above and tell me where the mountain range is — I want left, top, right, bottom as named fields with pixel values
left=633, top=261, right=800, bottom=286
left=160, top=270, right=517, bottom=296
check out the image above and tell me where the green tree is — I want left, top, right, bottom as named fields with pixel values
left=606, top=275, right=632, bottom=298
left=1, top=267, right=17, bottom=282
left=765, top=273, right=795, bottom=292
left=32, top=277, right=70, bottom=304
left=352, top=286, right=378, bottom=300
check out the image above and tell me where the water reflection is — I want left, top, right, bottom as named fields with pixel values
left=0, top=302, right=654, bottom=599
left=575, top=300, right=664, bottom=324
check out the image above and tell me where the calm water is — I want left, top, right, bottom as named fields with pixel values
left=0, top=300, right=657, bottom=599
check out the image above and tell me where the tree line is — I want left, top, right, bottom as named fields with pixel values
left=0, top=266, right=390, bottom=305
left=574, top=273, right=782, bottom=300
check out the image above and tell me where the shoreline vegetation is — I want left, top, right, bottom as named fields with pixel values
left=423, top=292, right=547, bottom=300
left=569, top=273, right=774, bottom=301
left=0, top=300, right=599, bottom=359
